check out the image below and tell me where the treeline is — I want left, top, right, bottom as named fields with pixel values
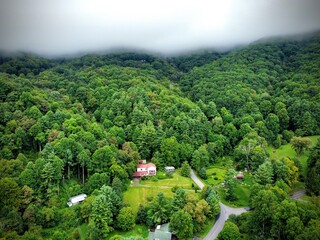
left=0, top=32, right=319, bottom=239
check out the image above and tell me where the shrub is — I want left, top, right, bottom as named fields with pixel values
left=171, top=186, right=179, bottom=193
left=199, top=167, right=208, bottom=180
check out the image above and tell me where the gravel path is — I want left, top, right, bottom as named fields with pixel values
left=290, top=189, right=306, bottom=201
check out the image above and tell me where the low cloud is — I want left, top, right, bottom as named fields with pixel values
left=0, top=0, right=319, bottom=56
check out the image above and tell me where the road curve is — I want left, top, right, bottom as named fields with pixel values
left=204, top=203, right=247, bottom=240
left=190, top=169, right=247, bottom=240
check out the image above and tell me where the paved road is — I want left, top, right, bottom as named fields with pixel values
left=190, top=169, right=247, bottom=240
left=203, top=203, right=247, bottom=240
left=191, top=169, right=308, bottom=239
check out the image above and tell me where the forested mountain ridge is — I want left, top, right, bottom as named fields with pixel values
left=180, top=33, right=320, bottom=132
left=0, top=33, right=319, bottom=239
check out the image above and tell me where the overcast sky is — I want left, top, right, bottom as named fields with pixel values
left=0, top=0, right=320, bottom=56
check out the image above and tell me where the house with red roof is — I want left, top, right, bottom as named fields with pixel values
left=133, top=160, right=156, bottom=178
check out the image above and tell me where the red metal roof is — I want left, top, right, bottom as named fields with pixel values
left=137, top=162, right=156, bottom=169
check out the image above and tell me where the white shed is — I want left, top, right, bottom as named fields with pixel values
left=164, top=166, right=175, bottom=172
left=67, top=194, right=87, bottom=207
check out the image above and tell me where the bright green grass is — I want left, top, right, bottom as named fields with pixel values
left=267, top=135, right=320, bottom=175
left=217, top=173, right=253, bottom=207
left=124, top=171, right=197, bottom=214
left=109, top=224, right=148, bottom=239
left=140, top=171, right=194, bottom=189
left=205, top=167, right=226, bottom=186
left=124, top=186, right=174, bottom=214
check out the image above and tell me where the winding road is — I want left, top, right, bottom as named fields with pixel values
left=190, top=170, right=307, bottom=239
left=190, top=170, right=248, bottom=240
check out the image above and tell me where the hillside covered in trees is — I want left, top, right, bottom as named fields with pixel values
left=0, top=32, right=320, bottom=239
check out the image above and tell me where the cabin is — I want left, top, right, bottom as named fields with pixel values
left=236, top=172, right=244, bottom=179
left=67, top=194, right=87, bottom=207
left=148, top=223, right=172, bottom=240
left=164, top=166, right=175, bottom=173
left=133, top=160, right=157, bottom=178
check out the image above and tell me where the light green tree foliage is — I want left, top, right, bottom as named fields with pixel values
left=191, top=145, right=209, bottom=171
left=225, top=168, right=237, bottom=201
left=254, top=160, right=273, bottom=185
left=291, top=136, right=312, bottom=156
left=275, top=102, right=289, bottom=132
left=180, top=161, right=191, bottom=177
left=204, top=187, right=220, bottom=218
left=286, top=216, right=304, bottom=240
left=136, top=121, right=157, bottom=159
left=172, top=188, right=187, bottom=212
left=170, top=210, right=193, bottom=240
left=97, top=185, right=122, bottom=217
left=0, top=177, right=21, bottom=209
left=116, top=207, right=135, bottom=231
left=272, top=199, right=299, bottom=239
left=273, top=157, right=299, bottom=185
left=217, top=221, right=240, bottom=240
left=160, top=136, right=180, bottom=167
left=148, top=192, right=171, bottom=225
left=306, top=139, right=320, bottom=195
left=251, top=189, right=278, bottom=237
left=89, top=194, right=113, bottom=239
left=193, top=199, right=210, bottom=231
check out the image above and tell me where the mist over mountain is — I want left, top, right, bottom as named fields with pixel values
left=1, top=0, right=320, bottom=56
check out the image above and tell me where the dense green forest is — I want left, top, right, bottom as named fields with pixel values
left=0, top=33, right=320, bottom=239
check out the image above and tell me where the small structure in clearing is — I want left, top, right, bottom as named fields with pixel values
left=67, top=194, right=87, bottom=207
left=164, top=166, right=175, bottom=173
left=236, top=171, right=244, bottom=179
left=148, top=223, right=172, bottom=240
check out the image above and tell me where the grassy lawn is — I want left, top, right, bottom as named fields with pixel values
left=109, top=224, right=149, bottom=239
left=140, top=171, right=194, bottom=189
left=205, top=167, right=226, bottom=186
left=124, top=186, right=175, bottom=214
left=124, top=171, right=196, bottom=214
left=267, top=135, right=320, bottom=175
left=217, top=173, right=254, bottom=207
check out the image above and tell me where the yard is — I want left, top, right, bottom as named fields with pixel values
left=205, top=167, right=226, bottom=186
left=139, top=171, right=194, bottom=189
left=267, top=135, right=320, bottom=175
left=124, top=171, right=196, bottom=214
left=218, top=172, right=254, bottom=207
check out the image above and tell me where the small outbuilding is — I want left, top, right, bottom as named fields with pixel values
left=236, top=172, right=244, bottom=179
left=148, top=223, right=172, bottom=240
left=164, top=166, right=175, bottom=173
left=67, top=194, right=87, bottom=207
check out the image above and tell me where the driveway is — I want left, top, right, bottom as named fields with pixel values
left=190, top=169, right=204, bottom=190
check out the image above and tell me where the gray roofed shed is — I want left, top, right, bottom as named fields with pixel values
left=148, top=223, right=172, bottom=240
